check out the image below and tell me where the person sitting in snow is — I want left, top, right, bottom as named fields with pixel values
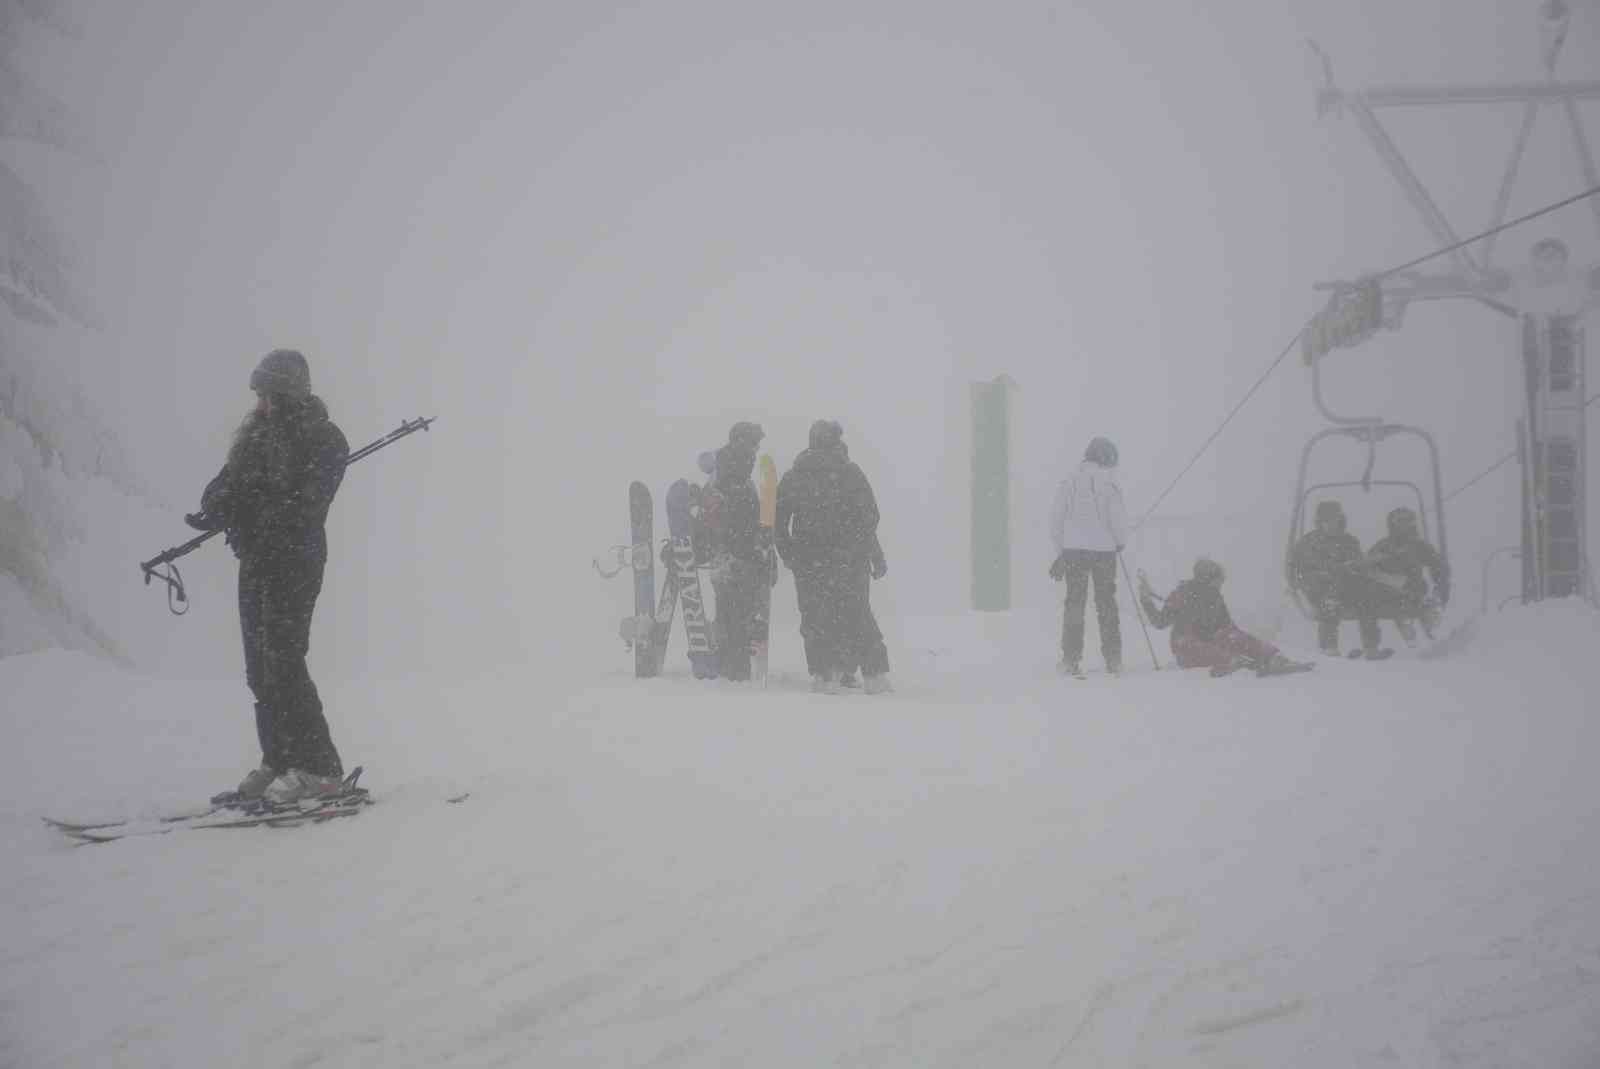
left=1138, top=559, right=1313, bottom=677
left=1289, top=500, right=1379, bottom=657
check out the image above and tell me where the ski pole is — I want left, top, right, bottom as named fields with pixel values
left=141, top=415, right=436, bottom=613
left=1119, top=550, right=1161, bottom=670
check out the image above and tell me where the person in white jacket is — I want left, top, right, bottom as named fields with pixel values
left=1048, top=437, right=1129, bottom=675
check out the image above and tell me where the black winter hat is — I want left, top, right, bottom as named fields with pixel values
left=1387, top=507, right=1419, bottom=537
left=809, top=419, right=843, bottom=450
left=1314, top=500, right=1346, bottom=526
left=1192, top=557, right=1225, bottom=585
left=728, top=421, right=764, bottom=451
left=250, top=349, right=311, bottom=399
left=1084, top=437, right=1118, bottom=467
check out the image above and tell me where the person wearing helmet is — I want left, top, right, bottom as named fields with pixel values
left=1138, top=559, right=1313, bottom=677
left=775, top=420, right=890, bottom=694
left=703, top=423, right=766, bottom=682
left=1048, top=436, right=1128, bottom=676
left=1361, top=507, right=1450, bottom=637
left=185, top=349, right=350, bottom=804
left=1290, top=500, right=1378, bottom=656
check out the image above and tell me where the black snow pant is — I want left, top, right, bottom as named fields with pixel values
left=1306, top=578, right=1380, bottom=653
left=712, top=558, right=761, bottom=682
left=239, top=550, right=342, bottom=777
left=840, top=602, right=890, bottom=678
left=1060, top=549, right=1121, bottom=669
left=794, top=554, right=880, bottom=679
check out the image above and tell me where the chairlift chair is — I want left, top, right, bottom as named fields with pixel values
left=1284, top=423, right=1451, bottom=630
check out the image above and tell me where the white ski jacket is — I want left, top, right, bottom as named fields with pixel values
left=1049, top=461, right=1129, bottom=554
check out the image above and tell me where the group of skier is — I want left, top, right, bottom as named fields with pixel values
left=182, top=348, right=1455, bottom=806
left=1047, top=436, right=1313, bottom=679
left=1045, top=435, right=1450, bottom=678
left=693, top=419, right=892, bottom=694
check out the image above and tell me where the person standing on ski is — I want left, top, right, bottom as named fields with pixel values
left=704, top=422, right=765, bottom=682
left=1048, top=437, right=1128, bottom=676
left=1138, top=559, right=1312, bottom=677
left=775, top=420, right=890, bottom=693
left=185, top=350, right=349, bottom=804
left=1290, top=500, right=1377, bottom=656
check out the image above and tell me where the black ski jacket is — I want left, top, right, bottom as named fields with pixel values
left=1290, top=528, right=1363, bottom=596
left=1141, top=579, right=1233, bottom=643
left=709, top=443, right=762, bottom=565
left=200, top=396, right=348, bottom=561
left=775, top=444, right=879, bottom=571
left=1365, top=535, right=1449, bottom=605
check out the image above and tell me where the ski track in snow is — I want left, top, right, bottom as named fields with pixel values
left=3, top=603, right=1600, bottom=1067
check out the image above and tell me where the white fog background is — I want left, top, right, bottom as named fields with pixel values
left=12, top=0, right=1592, bottom=684
left=9, top=5, right=1600, bottom=1067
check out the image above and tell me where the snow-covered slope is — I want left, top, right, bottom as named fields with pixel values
left=3, top=601, right=1598, bottom=1067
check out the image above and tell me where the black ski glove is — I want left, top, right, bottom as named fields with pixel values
left=1049, top=550, right=1069, bottom=581
left=184, top=511, right=224, bottom=532
left=870, top=553, right=887, bottom=580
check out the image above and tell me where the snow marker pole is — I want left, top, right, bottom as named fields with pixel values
left=1119, top=550, right=1161, bottom=670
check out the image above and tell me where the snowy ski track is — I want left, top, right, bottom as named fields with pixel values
left=4, top=603, right=1599, bottom=1067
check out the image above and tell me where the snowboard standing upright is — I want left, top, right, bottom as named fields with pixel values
left=752, top=455, right=778, bottom=685
left=627, top=481, right=658, bottom=678
left=665, top=478, right=718, bottom=678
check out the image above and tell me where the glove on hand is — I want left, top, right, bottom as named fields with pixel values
left=184, top=511, right=223, bottom=532
left=1048, top=551, right=1069, bottom=581
left=870, top=554, right=888, bottom=580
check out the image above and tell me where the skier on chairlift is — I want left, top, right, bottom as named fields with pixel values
left=1358, top=506, right=1450, bottom=645
left=1290, top=500, right=1380, bottom=657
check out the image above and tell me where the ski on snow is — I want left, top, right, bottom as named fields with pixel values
left=44, top=768, right=372, bottom=843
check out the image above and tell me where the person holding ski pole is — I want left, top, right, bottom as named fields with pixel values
left=1137, top=559, right=1313, bottom=677
left=184, top=349, right=350, bottom=804
left=1048, top=436, right=1127, bottom=677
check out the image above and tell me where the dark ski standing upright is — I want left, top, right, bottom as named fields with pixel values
left=666, top=478, right=718, bottom=678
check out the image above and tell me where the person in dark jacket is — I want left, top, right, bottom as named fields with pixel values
left=775, top=420, right=889, bottom=693
left=1289, top=500, right=1378, bottom=656
left=704, top=422, right=765, bottom=681
left=1138, top=559, right=1312, bottom=677
left=1358, top=507, right=1450, bottom=639
left=186, top=349, right=349, bottom=804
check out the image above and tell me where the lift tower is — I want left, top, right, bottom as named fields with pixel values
left=1307, top=1, right=1600, bottom=604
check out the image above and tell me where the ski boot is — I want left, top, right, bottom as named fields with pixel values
left=1256, top=653, right=1315, bottom=677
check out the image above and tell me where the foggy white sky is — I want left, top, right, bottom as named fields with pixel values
left=28, top=0, right=1599, bottom=676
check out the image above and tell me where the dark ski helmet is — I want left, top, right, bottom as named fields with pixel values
left=1084, top=437, right=1118, bottom=468
left=1193, top=557, right=1225, bottom=585
left=1531, top=236, right=1569, bottom=262
left=1314, top=500, right=1346, bottom=529
left=728, top=421, right=764, bottom=450
left=250, top=348, right=311, bottom=399
left=1387, top=507, right=1420, bottom=539
left=809, top=419, right=844, bottom=450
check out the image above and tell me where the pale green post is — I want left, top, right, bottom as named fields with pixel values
left=971, top=375, right=1015, bottom=611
